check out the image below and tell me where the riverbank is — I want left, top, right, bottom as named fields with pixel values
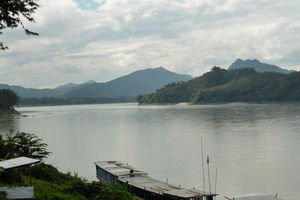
left=0, top=162, right=135, bottom=200
left=0, top=132, right=136, bottom=200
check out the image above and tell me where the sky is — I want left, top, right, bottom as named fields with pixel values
left=0, top=0, right=300, bottom=88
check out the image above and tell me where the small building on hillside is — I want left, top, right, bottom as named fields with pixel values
left=0, top=157, right=40, bottom=200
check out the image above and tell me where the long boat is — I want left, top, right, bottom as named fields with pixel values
left=94, top=160, right=217, bottom=200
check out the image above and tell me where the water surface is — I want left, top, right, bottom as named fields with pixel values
left=1, top=103, right=299, bottom=200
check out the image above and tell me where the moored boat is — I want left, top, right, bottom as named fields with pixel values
left=94, top=160, right=218, bottom=200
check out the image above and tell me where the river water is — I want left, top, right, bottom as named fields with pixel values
left=1, top=103, right=299, bottom=200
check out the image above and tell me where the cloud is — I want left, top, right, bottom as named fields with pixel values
left=0, top=0, right=300, bottom=88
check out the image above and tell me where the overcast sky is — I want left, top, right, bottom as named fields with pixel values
left=1, top=0, right=300, bottom=88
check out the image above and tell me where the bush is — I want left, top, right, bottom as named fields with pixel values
left=0, top=168, right=22, bottom=184
left=31, top=163, right=74, bottom=183
left=66, top=181, right=102, bottom=199
left=0, top=191, right=9, bottom=200
left=95, top=184, right=133, bottom=200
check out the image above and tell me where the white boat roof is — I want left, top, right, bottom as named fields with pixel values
left=94, top=161, right=147, bottom=176
left=0, top=186, right=34, bottom=199
left=0, top=157, right=40, bottom=170
left=227, top=194, right=283, bottom=200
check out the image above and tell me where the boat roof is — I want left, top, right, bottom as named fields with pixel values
left=94, top=161, right=147, bottom=176
left=0, top=157, right=40, bottom=170
left=226, top=194, right=283, bottom=200
left=95, top=161, right=217, bottom=198
left=119, top=175, right=215, bottom=198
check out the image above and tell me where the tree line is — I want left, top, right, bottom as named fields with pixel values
left=19, top=96, right=136, bottom=106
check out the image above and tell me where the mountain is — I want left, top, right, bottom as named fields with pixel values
left=0, top=84, right=56, bottom=98
left=1, top=67, right=192, bottom=103
left=54, top=82, right=78, bottom=90
left=61, top=67, right=192, bottom=98
left=137, top=67, right=300, bottom=104
left=228, top=59, right=295, bottom=74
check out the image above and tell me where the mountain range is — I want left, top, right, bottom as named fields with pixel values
left=228, top=59, right=295, bottom=74
left=0, top=67, right=192, bottom=100
left=1, top=59, right=297, bottom=105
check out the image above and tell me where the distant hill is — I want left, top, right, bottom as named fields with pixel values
left=137, top=67, right=300, bottom=104
left=0, top=84, right=56, bottom=98
left=0, top=67, right=192, bottom=104
left=54, top=82, right=78, bottom=90
left=228, top=59, right=295, bottom=74
left=62, top=67, right=192, bottom=98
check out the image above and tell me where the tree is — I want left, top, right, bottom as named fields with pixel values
left=0, top=191, right=9, bottom=200
left=0, top=0, right=40, bottom=50
left=6, top=132, right=50, bottom=160
left=0, top=89, right=20, bottom=107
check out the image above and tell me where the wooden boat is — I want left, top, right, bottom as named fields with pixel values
left=94, top=160, right=218, bottom=200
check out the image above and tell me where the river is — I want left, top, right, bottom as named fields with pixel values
left=1, top=103, right=299, bottom=200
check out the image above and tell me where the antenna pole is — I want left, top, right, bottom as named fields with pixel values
left=207, top=156, right=212, bottom=194
left=215, top=168, right=218, bottom=194
left=201, top=137, right=206, bottom=193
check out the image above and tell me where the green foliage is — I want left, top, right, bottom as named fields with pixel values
left=0, top=161, right=134, bottom=200
left=5, top=132, right=50, bottom=160
left=137, top=68, right=300, bottom=104
left=0, top=0, right=40, bottom=50
left=95, top=184, right=133, bottom=200
left=30, top=163, right=79, bottom=184
left=192, top=72, right=300, bottom=103
left=0, top=133, right=134, bottom=200
left=26, top=177, right=87, bottom=200
left=0, top=191, right=8, bottom=200
left=65, top=181, right=103, bottom=199
left=0, top=168, right=22, bottom=184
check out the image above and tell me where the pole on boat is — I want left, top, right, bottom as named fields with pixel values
left=201, top=136, right=206, bottom=193
left=214, top=168, right=218, bottom=194
left=207, top=156, right=212, bottom=194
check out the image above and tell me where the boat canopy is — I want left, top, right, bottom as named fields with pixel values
left=226, top=194, right=283, bottom=200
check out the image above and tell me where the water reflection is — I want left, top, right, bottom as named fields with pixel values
left=1, top=103, right=299, bottom=200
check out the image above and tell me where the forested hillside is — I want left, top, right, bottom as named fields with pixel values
left=137, top=67, right=300, bottom=104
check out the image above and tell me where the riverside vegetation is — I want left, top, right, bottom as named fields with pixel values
left=0, top=89, right=20, bottom=120
left=0, top=131, right=134, bottom=200
left=137, top=67, right=300, bottom=104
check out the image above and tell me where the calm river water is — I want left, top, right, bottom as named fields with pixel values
left=1, top=103, right=300, bottom=200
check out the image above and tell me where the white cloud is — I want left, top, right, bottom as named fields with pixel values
left=0, top=0, right=300, bottom=88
